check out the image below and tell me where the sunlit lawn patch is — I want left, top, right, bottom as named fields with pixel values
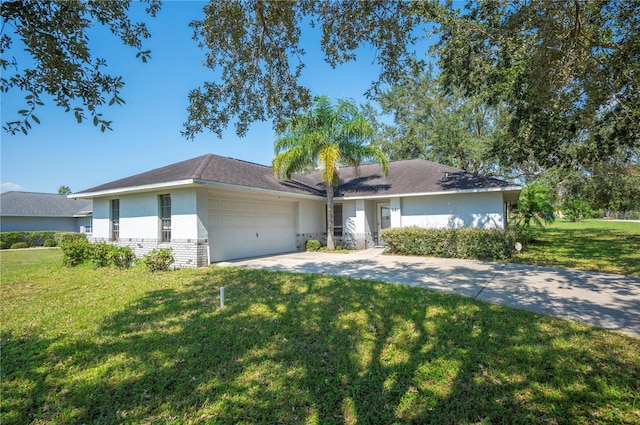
left=2, top=249, right=639, bottom=424
left=513, top=219, right=640, bottom=276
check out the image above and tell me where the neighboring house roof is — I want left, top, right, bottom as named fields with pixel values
left=73, top=153, right=520, bottom=200
left=0, top=192, right=92, bottom=217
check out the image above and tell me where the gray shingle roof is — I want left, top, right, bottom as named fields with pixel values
left=75, top=154, right=323, bottom=197
left=328, top=159, right=517, bottom=197
left=74, top=154, right=519, bottom=198
left=0, top=192, right=92, bottom=217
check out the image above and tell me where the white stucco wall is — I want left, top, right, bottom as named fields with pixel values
left=342, top=200, right=357, bottom=235
left=169, top=189, right=201, bottom=240
left=401, top=192, right=505, bottom=229
left=295, top=199, right=325, bottom=234
left=92, top=198, right=110, bottom=239
left=195, top=188, right=209, bottom=240
left=91, top=189, right=202, bottom=241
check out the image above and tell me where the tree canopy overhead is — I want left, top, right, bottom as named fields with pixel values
left=1, top=0, right=160, bottom=134
left=374, top=68, right=504, bottom=176
left=3, top=0, right=638, bottom=174
left=437, top=0, right=640, bottom=169
left=183, top=0, right=436, bottom=139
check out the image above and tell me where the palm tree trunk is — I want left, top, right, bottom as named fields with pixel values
left=326, top=184, right=335, bottom=250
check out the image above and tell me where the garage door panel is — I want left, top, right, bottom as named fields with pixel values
left=208, top=195, right=295, bottom=262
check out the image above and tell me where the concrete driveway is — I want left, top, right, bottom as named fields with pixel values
left=217, top=248, right=640, bottom=338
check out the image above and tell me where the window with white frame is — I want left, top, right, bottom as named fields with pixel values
left=84, top=215, right=93, bottom=233
left=159, top=194, right=171, bottom=243
left=333, top=204, right=343, bottom=237
left=111, top=199, right=119, bottom=241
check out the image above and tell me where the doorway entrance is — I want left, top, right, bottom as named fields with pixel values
left=377, top=203, right=391, bottom=245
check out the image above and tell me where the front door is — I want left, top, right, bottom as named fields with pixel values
left=377, top=203, right=391, bottom=245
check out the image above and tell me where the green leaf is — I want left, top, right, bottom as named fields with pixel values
left=31, top=114, right=40, bottom=124
left=75, top=111, right=82, bottom=123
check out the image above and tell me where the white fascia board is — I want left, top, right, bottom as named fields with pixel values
left=68, top=180, right=198, bottom=199
left=335, top=185, right=522, bottom=201
left=1, top=214, right=78, bottom=218
left=70, top=179, right=322, bottom=201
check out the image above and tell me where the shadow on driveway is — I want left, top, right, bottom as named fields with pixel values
left=217, top=249, right=640, bottom=338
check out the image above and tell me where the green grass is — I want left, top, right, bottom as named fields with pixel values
left=2, top=249, right=639, bottom=424
left=513, top=219, right=640, bottom=276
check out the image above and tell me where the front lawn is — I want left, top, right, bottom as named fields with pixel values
left=2, top=249, right=639, bottom=424
left=513, top=219, right=640, bottom=276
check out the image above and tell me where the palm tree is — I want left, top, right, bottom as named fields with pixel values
left=273, top=95, right=388, bottom=250
left=512, top=182, right=555, bottom=228
left=58, top=185, right=72, bottom=195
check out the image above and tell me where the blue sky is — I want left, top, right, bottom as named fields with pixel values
left=1, top=1, right=432, bottom=194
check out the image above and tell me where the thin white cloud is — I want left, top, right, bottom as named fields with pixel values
left=1, top=182, right=26, bottom=193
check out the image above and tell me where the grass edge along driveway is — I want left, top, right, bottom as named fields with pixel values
left=2, top=249, right=639, bottom=424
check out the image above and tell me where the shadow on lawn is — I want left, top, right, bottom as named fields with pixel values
left=227, top=254, right=640, bottom=337
left=3, top=267, right=639, bottom=424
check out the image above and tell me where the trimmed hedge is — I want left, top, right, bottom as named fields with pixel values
left=10, top=242, right=29, bottom=249
left=0, top=231, right=58, bottom=248
left=381, top=227, right=518, bottom=261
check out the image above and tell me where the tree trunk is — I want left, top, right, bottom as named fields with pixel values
left=326, top=185, right=335, bottom=250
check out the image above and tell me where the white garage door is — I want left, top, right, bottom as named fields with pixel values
left=208, top=195, right=296, bottom=262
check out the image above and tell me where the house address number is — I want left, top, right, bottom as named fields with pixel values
left=391, top=208, right=400, bottom=212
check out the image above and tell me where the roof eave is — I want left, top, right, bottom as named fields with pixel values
left=69, top=180, right=200, bottom=198
left=335, top=185, right=523, bottom=201
left=193, top=179, right=323, bottom=200
left=70, top=179, right=323, bottom=201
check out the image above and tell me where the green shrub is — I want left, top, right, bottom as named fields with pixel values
left=91, top=242, right=113, bottom=268
left=1, top=232, right=25, bottom=247
left=381, top=227, right=517, bottom=261
left=109, top=245, right=135, bottom=269
left=0, top=241, right=9, bottom=250
left=26, top=231, right=57, bottom=247
left=89, top=242, right=136, bottom=269
left=54, top=232, right=87, bottom=246
left=10, top=242, right=29, bottom=249
left=563, top=197, right=594, bottom=222
left=306, top=239, right=321, bottom=252
left=60, top=239, right=91, bottom=267
left=143, top=248, right=175, bottom=272
left=43, top=239, right=57, bottom=247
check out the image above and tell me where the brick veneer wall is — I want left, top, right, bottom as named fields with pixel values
left=92, top=237, right=209, bottom=268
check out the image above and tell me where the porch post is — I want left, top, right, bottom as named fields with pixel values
left=390, top=197, right=401, bottom=228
